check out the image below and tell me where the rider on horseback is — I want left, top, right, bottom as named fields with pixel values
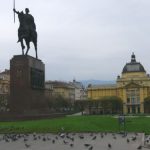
left=13, top=8, right=37, bottom=57
left=23, top=8, right=36, bottom=41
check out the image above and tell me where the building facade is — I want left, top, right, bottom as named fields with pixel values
left=69, top=79, right=87, bottom=101
left=0, top=69, right=10, bottom=94
left=0, top=69, right=10, bottom=112
left=88, top=53, right=150, bottom=114
left=45, top=81, right=75, bottom=103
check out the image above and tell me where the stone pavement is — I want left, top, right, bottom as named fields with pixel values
left=0, top=133, right=149, bottom=150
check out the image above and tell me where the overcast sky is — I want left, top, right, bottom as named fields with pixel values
left=1, top=0, right=150, bottom=81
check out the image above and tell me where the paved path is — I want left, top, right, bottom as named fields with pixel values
left=0, top=133, right=149, bottom=150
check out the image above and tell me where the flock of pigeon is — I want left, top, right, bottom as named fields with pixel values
left=0, top=132, right=149, bottom=150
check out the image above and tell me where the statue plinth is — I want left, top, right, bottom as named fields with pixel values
left=9, top=55, right=48, bottom=114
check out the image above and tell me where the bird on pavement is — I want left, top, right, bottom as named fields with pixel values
left=132, top=136, right=137, bottom=141
left=108, top=143, right=112, bottom=148
left=92, top=136, right=97, bottom=140
left=89, top=146, right=93, bottom=150
left=79, top=135, right=84, bottom=139
left=63, top=140, right=69, bottom=145
left=52, top=139, right=55, bottom=144
left=70, top=143, right=74, bottom=147
left=127, top=138, right=130, bottom=143
left=84, top=144, right=91, bottom=147
left=25, top=143, right=30, bottom=148
left=137, top=145, right=142, bottom=149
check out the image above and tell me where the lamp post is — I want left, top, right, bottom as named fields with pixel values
left=118, top=114, right=126, bottom=136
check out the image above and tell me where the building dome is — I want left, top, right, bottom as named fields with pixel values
left=122, top=53, right=146, bottom=73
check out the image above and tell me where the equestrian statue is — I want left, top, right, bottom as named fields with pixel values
left=13, top=8, right=38, bottom=59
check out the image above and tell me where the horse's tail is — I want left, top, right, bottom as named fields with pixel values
left=33, top=31, right=37, bottom=50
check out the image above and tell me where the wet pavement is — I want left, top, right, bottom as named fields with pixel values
left=0, top=132, right=149, bottom=150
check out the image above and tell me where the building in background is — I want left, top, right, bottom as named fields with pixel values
left=45, top=80, right=75, bottom=104
left=45, top=80, right=87, bottom=102
left=88, top=53, right=150, bottom=114
left=0, top=69, right=10, bottom=112
left=1, top=53, right=150, bottom=114
left=69, top=79, right=87, bottom=101
left=0, top=69, right=10, bottom=83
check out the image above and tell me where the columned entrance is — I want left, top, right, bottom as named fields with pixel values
left=126, top=88, right=140, bottom=114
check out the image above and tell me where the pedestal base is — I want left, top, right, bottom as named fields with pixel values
left=10, top=55, right=49, bottom=114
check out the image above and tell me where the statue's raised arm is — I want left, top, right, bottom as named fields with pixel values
left=13, top=8, right=19, bottom=14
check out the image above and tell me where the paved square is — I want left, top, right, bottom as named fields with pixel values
left=0, top=133, right=148, bottom=150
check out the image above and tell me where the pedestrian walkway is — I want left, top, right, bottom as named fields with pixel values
left=0, top=132, right=149, bottom=150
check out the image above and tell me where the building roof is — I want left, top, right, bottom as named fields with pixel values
left=122, top=53, right=146, bottom=73
left=88, top=84, right=117, bottom=89
left=0, top=69, right=10, bottom=75
left=45, top=80, right=74, bottom=89
left=69, top=79, right=84, bottom=89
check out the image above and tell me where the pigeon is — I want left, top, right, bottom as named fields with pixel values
left=90, top=133, right=93, bottom=136
left=70, top=137, right=74, bottom=141
left=89, top=146, right=93, bottom=150
left=132, top=136, right=137, bottom=141
left=127, top=138, right=130, bottom=143
left=66, top=135, right=70, bottom=139
left=60, top=133, right=65, bottom=138
left=24, top=138, right=28, bottom=142
left=52, top=139, right=55, bottom=144
left=137, top=145, right=142, bottom=149
left=70, top=143, right=74, bottom=147
left=5, top=138, right=9, bottom=142
left=135, top=133, right=138, bottom=136
left=63, top=140, right=69, bottom=145
left=79, top=135, right=84, bottom=139
left=25, top=143, right=30, bottom=148
left=42, top=137, right=46, bottom=141
left=84, top=144, right=91, bottom=147
left=92, top=136, right=97, bottom=140
left=47, top=137, right=51, bottom=140
left=108, top=143, right=112, bottom=148
left=33, top=137, right=37, bottom=140
left=101, top=134, right=104, bottom=138
left=38, top=135, right=41, bottom=139
left=33, top=132, right=37, bottom=137
left=146, top=139, right=149, bottom=143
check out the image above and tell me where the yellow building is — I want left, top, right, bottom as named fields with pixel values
left=45, top=81, right=75, bottom=103
left=0, top=69, right=10, bottom=112
left=88, top=53, right=150, bottom=114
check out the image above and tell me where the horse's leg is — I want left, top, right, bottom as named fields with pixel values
left=25, top=40, right=30, bottom=56
left=34, top=40, right=38, bottom=59
left=35, top=47, right=38, bottom=59
left=20, top=39, right=25, bottom=55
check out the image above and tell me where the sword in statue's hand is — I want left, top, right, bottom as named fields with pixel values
left=13, top=0, right=15, bottom=23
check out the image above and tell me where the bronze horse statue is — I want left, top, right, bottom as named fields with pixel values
left=19, top=27, right=38, bottom=59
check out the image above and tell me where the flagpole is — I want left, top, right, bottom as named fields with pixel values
left=13, top=0, right=15, bottom=23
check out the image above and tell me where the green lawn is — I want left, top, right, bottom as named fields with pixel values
left=0, top=116, right=149, bottom=134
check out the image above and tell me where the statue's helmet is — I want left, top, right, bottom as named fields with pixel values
left=25, top=8, right=29, bottom=13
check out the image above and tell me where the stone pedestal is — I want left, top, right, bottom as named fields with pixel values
left=10, top=55, right=48, bottom=114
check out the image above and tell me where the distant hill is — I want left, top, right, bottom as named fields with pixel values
left=80, top=80, right=115, bottom=87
